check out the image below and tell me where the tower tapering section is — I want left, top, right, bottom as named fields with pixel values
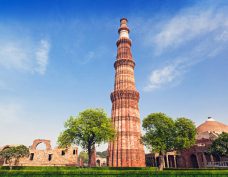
left=107, top=18, right=145, bottom=167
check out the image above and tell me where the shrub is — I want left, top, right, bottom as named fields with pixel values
left=0, top=167, right=227, bottom=177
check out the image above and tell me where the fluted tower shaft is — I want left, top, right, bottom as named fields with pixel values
left=107, top=18, right=145, bottom=167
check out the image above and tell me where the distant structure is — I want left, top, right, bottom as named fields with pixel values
left=145, top=117, right=228, bottom=168
left=180, top=117, right=228, bottom=168
left=107, top=18, right=145, bottom=167
left=96, top=155, right=107, bottom=167
left=0, top=139, right=78, bottom=166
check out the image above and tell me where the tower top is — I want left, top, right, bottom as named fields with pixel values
left=120, top=17, right=128, bottom=23
left=118, top=18, right=130, bottom=39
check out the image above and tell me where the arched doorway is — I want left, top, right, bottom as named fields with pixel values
left=212, top=154, right=220, bottom=162
left=190, top=154, right=199, bottom=168
left=155, top=157, right=160, bottom=167
left=36, top=142, right=47, bottom=150
left=96, top=159, right=101, bottom=167
left=31, top=139, right=51, bottom=150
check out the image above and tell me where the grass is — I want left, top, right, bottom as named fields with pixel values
left=0, top=166, right=228, bottom=177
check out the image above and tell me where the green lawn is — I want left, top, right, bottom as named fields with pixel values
left=0, top=167, right=227, bottom=177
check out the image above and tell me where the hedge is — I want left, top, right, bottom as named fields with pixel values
left=0, top=167, right=228, bottom=177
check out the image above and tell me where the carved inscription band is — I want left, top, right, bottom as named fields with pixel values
left=114, top=59, right=135, bottom=69
left=116, top=37, right=132, bottom=46
left=112, top=116, right=140, bottom=123
left=110, top=90, right=139, bottom=102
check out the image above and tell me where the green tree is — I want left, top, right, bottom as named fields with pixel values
left=209, top=132, right=228, bottom=157
left=78, top=151, right=89, bottom=164
left=58, top=108, right=116, bottom=167
left=142, top=113, right=175, bottom=170
left=142, top=113, right=196, bottom=170
left=96, top=150, right=107, bottom=158
left=0, top=145, right=29, bottom=170
left=174, top=117, right=196, bottom=150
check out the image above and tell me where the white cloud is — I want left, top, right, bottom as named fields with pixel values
left=144, top=60, right=187, bottom=91
left=154, top=8, right=228, bottom=54
left=35, top=40, right=50, bottom=75
left=215, top=30, right=228, bottom=41
left=0, top=42, right=30, bottom=71
left=144, top=2, right=228, bottom=91
left=145, top=65, right=178, bottom=91
left=0, top=25, right=50, bottom=75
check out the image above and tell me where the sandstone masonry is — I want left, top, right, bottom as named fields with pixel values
left=2, top=139, right=78, bottom=166
left=107, top=18, right=145, bottom=167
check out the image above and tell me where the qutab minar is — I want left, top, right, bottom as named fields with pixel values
left=107, top=18, right=145, bottom=167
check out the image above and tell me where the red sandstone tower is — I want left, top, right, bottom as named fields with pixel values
left=107, top=18, right=145, bottom=167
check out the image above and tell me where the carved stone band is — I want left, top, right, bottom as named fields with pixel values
left=114, top=59, right=135, bottom=69
left=117, top=131, right=141, bottom=137
left=110, top=90, right=139, bottom=102
left=116, top=37, right=132, bottom=46
left=112, top=116, right=140, bottom=123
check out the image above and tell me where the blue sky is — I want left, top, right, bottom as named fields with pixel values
left=0, top=0, right=228, bottom=151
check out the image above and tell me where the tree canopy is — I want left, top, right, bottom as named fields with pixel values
left=209, top=132, right=228, bottom=157
left=58, top=108, right=116, bottom=167
left=78, top=151, right=89, bottom=164
left=174, top=117, right=196, bottom=150
left=142, top=112, right=175, bottom=153
left=96, top=150, right=107, bottom=158
left=0, top=145, right=29, bottom=170
left=142, top=112, right=196, bottom=170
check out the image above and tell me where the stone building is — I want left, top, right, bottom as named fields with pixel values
left=1, top=139, right=78, bottom=166
left=96, top=155, right=107, bottom=167
left=145, top=117, right=228, bottom=168
left=145, top=151, right=179, bottom=168
left=107, top=18, right=145, bottom=167
left=179, top=117, right=228, bottom=168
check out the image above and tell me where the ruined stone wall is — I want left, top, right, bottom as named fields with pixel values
left=0, top=159, right=4, bottom=166
left=96, top=156, right=107, bottom=167
left=178, top=139, right=214, bottom=168
left=19, top=147, right=78, bottom=166
left=8, top=139, right=78, bottom=166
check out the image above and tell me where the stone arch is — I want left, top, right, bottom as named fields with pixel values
left=31, top=139, right=51, bottom=150
left=190, top=154, right=199, bottom=168
left=1, top=145, right=11, bottom=151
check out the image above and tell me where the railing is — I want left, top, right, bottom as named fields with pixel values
left=206, top=161, right=228, bottom=168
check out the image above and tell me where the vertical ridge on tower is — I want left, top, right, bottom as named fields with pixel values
left=107, top=18, right=145, bottom=167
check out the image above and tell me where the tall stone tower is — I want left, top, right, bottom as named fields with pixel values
left=107, top=18, right=145, bottom=167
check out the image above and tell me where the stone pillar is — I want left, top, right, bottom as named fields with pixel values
left=195, top=153, right=200, bottom=168
left=202, top=152, right=207, bottom=168
left=174, top=155, right=177, bottom=168
left=107, top=18, right=145, bottom=167
left=166, top=154, right=169, bottom=168
left=210, top=155, right=214, bottom=162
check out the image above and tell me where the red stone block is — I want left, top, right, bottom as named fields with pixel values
left=107, top=18, right=145, bottom=167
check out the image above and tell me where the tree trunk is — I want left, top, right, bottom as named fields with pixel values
left=88, top=146, right=92, bottom=167
left=158, top=152, right=165, bottom=171
left=88, top=145, right=96, bottom=167
left=8, top=159, right=13, bottom=170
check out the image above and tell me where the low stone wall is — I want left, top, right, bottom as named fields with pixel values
left=19, top=146, right=78, bottom=166
left=0, top=159, right=4, bottom=166
left=1, top=139, right=79, bottom=166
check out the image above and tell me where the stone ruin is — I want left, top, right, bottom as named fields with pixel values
left=1, top=139, right=78, bottom=166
